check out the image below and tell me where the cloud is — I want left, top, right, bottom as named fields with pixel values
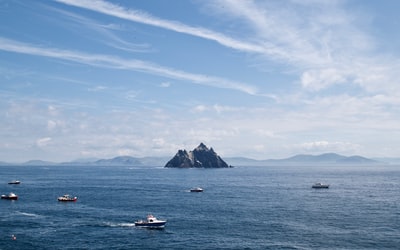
left=203, top=0, right=334, bottom=63
left=301, top=68, right=347, bottom=91
left=47, top=4, right=152, bottom=53
left=191, top=104, right=244, bottom=114
left=205, top=0, right=400, bottom=95
left=0, top=37, right=257, bottom=95
left=57, top=0, right=337, bottom=64
left=192, top=105, right=207, bottom=113
left=47, top=119, right=66, bottom=132
left=254, top=129, right=280, bottom=138
left=36, top=137, right=52, bottom=147
left=54, top=0, right=400, bottom=96
left=160, top=82, right=170, bottom=88
left=88, top=86, right=107, bottom=92
left=47, top=120, right=57, bottom=131
left=55, top=0, right=266, bottom=53
left=152, top=138, right=166, bottom=148
left=253, top=144, right=265, bottom=152
left=48, top=105, right=59, bottom=115
left=116, top=148, right=135, bottom=156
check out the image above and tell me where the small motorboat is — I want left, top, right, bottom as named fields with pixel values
left=312, top=182, right=329, bottom=188
left=190, top=187, right=203, bottom=192
left=58, top=194, right=77, bottom=202
left=8, top=180, right=21, bottom=184
left=135, top=214, right=166, bottom=229
left=1, top=192, right=18, bottom=200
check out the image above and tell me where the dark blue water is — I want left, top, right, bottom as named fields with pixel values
left=1, top=165, right=399, bottom=249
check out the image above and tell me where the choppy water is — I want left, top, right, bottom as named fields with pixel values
left=1, top=165, right=399, bottom=249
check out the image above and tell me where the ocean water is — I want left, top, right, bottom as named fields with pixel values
left=0, top=165, right=399, bottom=249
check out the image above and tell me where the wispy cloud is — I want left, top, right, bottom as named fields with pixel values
left=218, top=1, right=400, bottom=97
left=55, top=0, right=266, bottom=53
left=54, top=0, right=400, bottom=96
left=191, top=104, right=244, bottom=114
left=207, top=1, right=363, bottom=78
left=47, top=5, right=152, bottom=53
left=36, top=137, right=52, bottom=147
left=159, top=82, right=171, bottom=88
left=54, top=0, right=357, bottom=66
left=0, top=37, right=257, bottom=95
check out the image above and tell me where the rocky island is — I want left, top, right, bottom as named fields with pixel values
left=164, top=143, right=232, bottom=168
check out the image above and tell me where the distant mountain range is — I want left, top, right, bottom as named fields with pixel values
left=229, top=153, right=383, bottom=166
left=0, top=152, right=395, bottom=167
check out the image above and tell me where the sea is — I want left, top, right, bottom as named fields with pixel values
left=0, top=164, right=399, bottom=250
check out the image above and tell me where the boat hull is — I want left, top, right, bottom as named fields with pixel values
left=1, top=196, right=18, bottom=200
left=58, top=198, right=77, bottom=202
left=312, top=185, right=329, bottom=188
left=134, top=221, right=166, bottom=229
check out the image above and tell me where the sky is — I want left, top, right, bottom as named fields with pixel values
left=1, top=0, right=400, bottom=163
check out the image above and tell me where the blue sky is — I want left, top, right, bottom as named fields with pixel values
left=1, top=0, right=400, bottom=162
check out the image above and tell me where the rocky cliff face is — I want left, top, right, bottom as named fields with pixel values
left=164, top=143, right=231, bottom=168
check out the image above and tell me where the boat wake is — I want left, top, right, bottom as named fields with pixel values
left=102, top=221, right=136, bottom=227
left=16, top=211, right=41, bottom=218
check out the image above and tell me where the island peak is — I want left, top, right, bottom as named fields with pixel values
left=164, top=143, right=232, bottom=168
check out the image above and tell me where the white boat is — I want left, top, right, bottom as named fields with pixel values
left=58, top=194, right=77, bottom=202
left=312, top=182, right=329, bottom=188
left=8, top=180, right=21, bottom=184
left=134, top=214, right=166, bottom=229
left=190, top=187, right=203, bottom=192
left=1, top=192, right=18, bottom=200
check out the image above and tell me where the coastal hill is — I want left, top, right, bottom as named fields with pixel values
left=278, top=153, right=379, bottom=165
left=164, top=143, right=232, bottom=168
left=231, top=153, right=380, bottom=166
